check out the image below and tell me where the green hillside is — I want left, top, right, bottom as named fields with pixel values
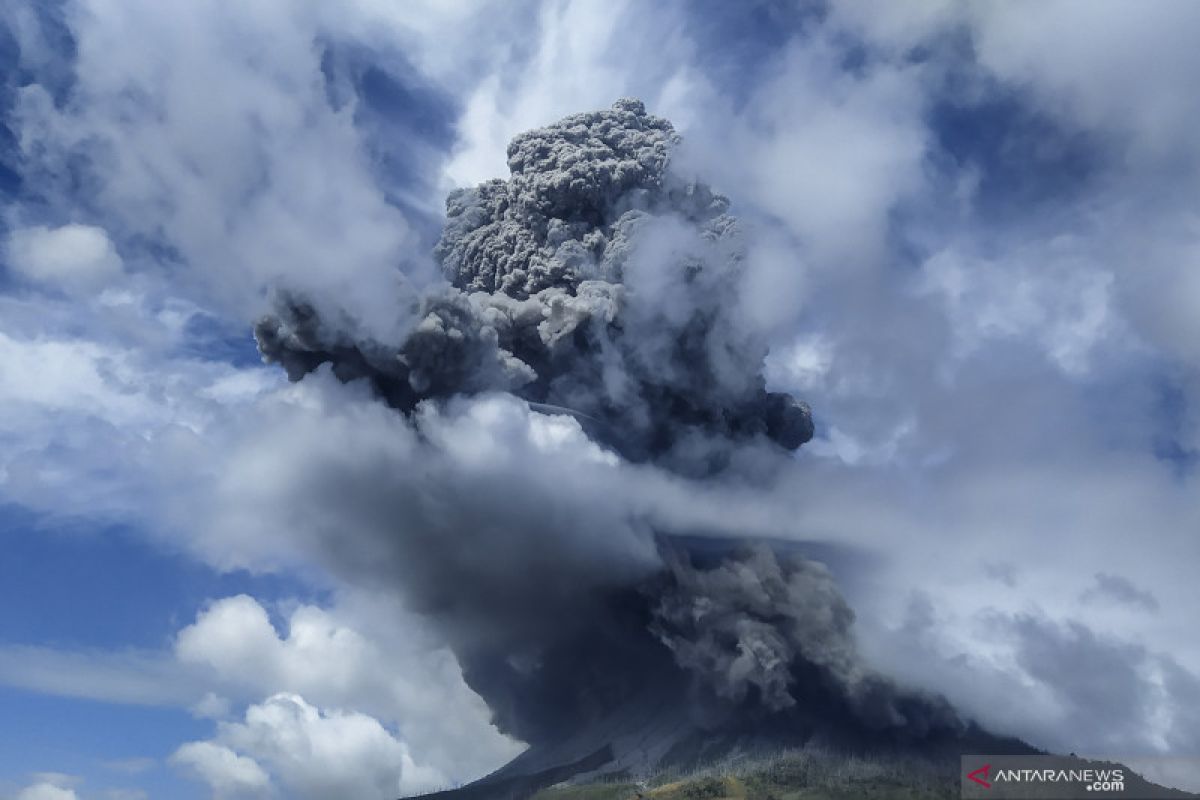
left=531, top=751, right=958, bottom=800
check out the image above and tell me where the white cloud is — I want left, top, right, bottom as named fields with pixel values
left=177, top=694, right=444, bottom=800
left=739, top=42, right=927, bottom=269
left=14, top=775, right=79, bottom=800
left=0, top=587, right=520, bottom=788
left=0, top=320, right=279, bottom=524
left=172, top=588, right=522, bottom=781
left=0, top=643, right=200, bottom=708
left=765, top=335, right=833, bottom=394
left=919, top=241, right=1120, bottom=375
left=13, top=0, right=430, bottom=336
left=191, top=692, right=233, bottom=721
left=5, top=224, right=123, bottom=293
left=825, top=0, right=1200, bottom=375
left=833, top=0, right=1200, bottom=166
left=969, top=2, right=1200, bottom=161
left=170, top=741, right=271, bottom=800
left=444, top=0, right=703, bottom=188
left=311, top=0, right=524, bottom=95
left=0, top=333, right=165, bottom=429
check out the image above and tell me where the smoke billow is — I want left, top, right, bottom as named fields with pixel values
left=651, top=546, right=860, bottom=714
left=255, top=98, right=812, bottom=469
left=252, top=100, right=985, bottom=782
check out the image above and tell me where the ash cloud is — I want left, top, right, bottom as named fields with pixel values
left=255, top=99, right=813, bottom=468
left=648, top=544, right=963, bottom=739
left=651, top=545, right=860, bottom=714
left=250, top=100, right=990, bottom=775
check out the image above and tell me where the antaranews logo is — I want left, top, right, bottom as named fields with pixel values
left=961, top=755, right=1196, bottom=799
left=968, top=764, right=992, bottom=789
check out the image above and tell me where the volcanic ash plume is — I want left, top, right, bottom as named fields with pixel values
left=255, top=98, right=812, bottom=468
left=252, top=100, right=1000, bottom=790
left=651, top=546, right=860, bottom=714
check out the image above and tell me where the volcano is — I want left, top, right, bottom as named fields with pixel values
left=415, top=535, right=1039, bottom=800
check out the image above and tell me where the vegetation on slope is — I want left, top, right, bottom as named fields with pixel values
left=530, top=750, right=958, bottom=800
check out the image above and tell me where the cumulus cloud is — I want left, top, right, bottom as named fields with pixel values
left=11, top=775, right=79, bottom=800
left=5, top=224, right=123, bottom=293
left=173, top=593, right=519, bottom=781
left=0, top=587, right=520, bottom=793
left=175, top=694, right=443, bottom=800
left=170, top=741, right=271, bottom=800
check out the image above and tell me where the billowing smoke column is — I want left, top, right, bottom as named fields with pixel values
left=254, top=101, right=981, bottom=782
left=653, top=547, right=860, bottom=714
left=255, top=98, right=812, bottom=470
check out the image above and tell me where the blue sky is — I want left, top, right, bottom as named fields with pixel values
left=1, top=1, right=1200, bottom=798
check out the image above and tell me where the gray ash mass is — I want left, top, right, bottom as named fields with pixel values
left=441, top=538, right=1029, bottom=799
left=455, top=539, right=967, bottom=744
left=651, top=546, right=863, bottom=715
left=255, top=99, right=812, bottom=466
left=437, top=96, right=677, bottom=296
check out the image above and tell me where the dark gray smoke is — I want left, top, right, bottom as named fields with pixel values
left=255, top=99, right=812, bottom=468
left=252, top=101, right=990, bottom=781
left=651, top=546, right=860, bottom=714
